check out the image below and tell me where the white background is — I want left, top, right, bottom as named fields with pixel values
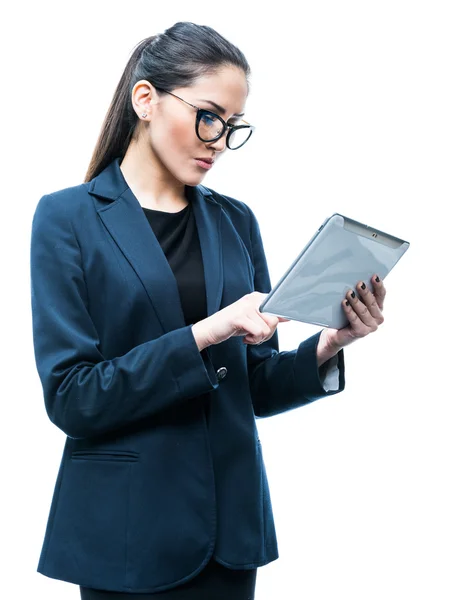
left=1, top=1, right=449, bottom=598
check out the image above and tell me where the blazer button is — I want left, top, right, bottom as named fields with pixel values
left=216, top=367, right=227, bottom=381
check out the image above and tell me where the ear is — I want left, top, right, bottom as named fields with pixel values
left=131, top=79, right=160, bottom=121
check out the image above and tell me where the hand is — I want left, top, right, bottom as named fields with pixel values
left=317, top=275, right=386, bottom=364
left=191, top=292, right=287, bottom=351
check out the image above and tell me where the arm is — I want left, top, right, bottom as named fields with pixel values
left=30, top=194, right=218, bottom=439
left=245, top=206, right=345, bottom=418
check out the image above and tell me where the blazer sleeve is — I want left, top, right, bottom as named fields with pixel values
left=244, top=205, right=345, bottom=418
left=30, top=194, right=219, bottom=439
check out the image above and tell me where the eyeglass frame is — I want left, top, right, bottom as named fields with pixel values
left=155, top=87, right=255, bottom=150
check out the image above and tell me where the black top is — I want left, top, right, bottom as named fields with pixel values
left=142, top=200, right=212, bottom=427
left=142, top=202, right=207, bottom=326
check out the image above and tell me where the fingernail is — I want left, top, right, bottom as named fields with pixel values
left=361, top=282, right=366, bottom=290
left=345, top=300, right=350, bottom=306
left=375, top=275, right=380, bottom=282
left=351, top=290, right=356, bottom=298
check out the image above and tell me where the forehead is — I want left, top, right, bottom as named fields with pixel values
left=184, top=66, right=248, bottom=116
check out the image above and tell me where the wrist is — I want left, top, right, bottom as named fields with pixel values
left=316, top=329, right=341, bottom=367
left=191, top=320, right=212, bottom=352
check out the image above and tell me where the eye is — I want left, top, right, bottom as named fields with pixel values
left=200, top=112, right=218, bottom=126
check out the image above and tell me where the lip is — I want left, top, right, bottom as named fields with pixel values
left=194, top=158, right=215, bottom=170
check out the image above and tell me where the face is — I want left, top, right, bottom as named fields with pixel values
left=131, top=66, right=249, bottom=186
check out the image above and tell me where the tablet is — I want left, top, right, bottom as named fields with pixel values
left=259, top=213, right=410, bottom=329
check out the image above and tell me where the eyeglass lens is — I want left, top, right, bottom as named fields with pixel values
left=198, top=113, right=251, bottom=149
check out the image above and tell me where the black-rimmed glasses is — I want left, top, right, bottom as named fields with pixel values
left=156, top=88, right=255, bottom=150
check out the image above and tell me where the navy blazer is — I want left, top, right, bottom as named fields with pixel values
left=30, top=157, right=345, bottom=593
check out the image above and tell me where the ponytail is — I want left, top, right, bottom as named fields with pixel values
left=84, top=37, right=154, bottom=182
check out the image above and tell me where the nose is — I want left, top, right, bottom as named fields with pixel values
left=207, top=132, right=227, bottom=153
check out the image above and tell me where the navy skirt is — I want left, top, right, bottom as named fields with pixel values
left=79, top=558, right=257, bottom=600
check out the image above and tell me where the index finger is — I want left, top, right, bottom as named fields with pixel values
left=259, top=312, right=280, bottom=329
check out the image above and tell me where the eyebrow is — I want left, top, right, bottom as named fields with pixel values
left=198, top=99, right=245, bottom=118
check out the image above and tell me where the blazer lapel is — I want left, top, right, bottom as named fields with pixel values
left=88, top=158, right=224, bottom=334
left=189, top=185, right=224, bottom=317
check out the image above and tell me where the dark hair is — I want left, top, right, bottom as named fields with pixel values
left=84, top=22, right=251, bottom=182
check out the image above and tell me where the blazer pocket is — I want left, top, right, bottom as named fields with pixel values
left=71, top=449, right=139, bottom=463
left=59, top=449, right=135, bottom=583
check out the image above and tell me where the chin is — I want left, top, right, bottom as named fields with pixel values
left=180, top=170, right=208, bottom=187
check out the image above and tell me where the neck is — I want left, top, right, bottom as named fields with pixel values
left=119, top=139, right=187, bottom=212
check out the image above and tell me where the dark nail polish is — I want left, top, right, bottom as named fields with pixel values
left=351, top=291, right=355, bottom=299
left=375, top=276, right=380, bottom=283
left=345, top=300, right=349, bottom=306
left=361, top=282, right=366, bottom=290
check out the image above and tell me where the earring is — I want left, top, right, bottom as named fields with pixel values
left=141, top=112, right=148, bottom=118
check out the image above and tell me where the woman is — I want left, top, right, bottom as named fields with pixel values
left=30, top=22, right=386, bottom=600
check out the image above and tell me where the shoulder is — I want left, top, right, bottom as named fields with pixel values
left=199, top=185, right=265, bottom=265
left=32, top=182, right=93, bottom=227
left=199, top=184, right=258, bottom=229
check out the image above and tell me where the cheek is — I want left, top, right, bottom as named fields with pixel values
left=157, top=116, right=195, bottom=157
left=148, top=114, right=206, bottom=183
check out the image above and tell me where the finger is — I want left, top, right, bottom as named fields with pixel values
left=240, top=314, right=271, bottom=344
left=372, top=274, right=386, bottom=311
left=258, top=311, right=289, bottom=324
left=258, top=313, right=285, bottom=341
left=346, top=288, right=380, bottom=331
left=355, top=281, right=385, bottom=326
left=343, top=295, right=372, bottom=336
left=258, top=312, right=280, bottom=329
left=342, top=298, right=364, bottom=330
